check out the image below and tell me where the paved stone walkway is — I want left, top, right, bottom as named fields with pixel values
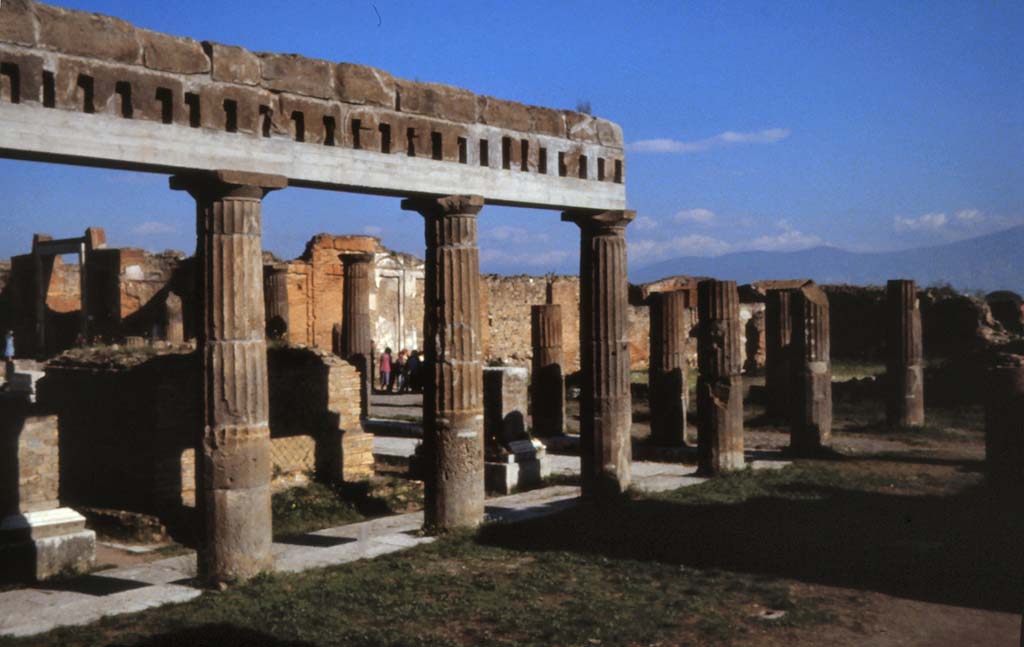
left=0, top=486, right=578, bottom=638
left=1, top=439, right=789, bottom=638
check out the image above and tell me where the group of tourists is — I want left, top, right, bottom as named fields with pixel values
left=377, top=346, right=422, bottom=394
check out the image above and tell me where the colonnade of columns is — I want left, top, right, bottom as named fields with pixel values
left=170, top=168, right=930, bottom=586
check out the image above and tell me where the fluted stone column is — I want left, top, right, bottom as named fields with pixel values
left=340, top=252, right=375, bottom=420
left=696, top=280, right=744, bottom=474
left=402, top=195, right=485, bottom=530
left=562, top=210, right=634, bottom=498
left=985, top=353, right=1024, bottom=493
left=170, top=169, right=286, bottom=586
left=765, top=289, right=794, bottom=419
left=790, top=284, right=832, bottom=454
left=164, top=292, right=184, bottom=343
left=263, top=264, right=289, bottom=340
left=531, top=304, right=565, bottom=437
left=886, top=279, right=925, bottom=427
left=648, top=290, right=689, bottom=446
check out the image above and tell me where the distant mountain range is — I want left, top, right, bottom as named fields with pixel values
left=631, top=225, right=1024, bottom=294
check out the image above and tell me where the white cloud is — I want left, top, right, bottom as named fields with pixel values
left=480, top=247, right=572, bottom=268
left=628, top=234, right=732, bottom=260
left=673, top=208, right=716, bottom=225
left=481, top=225, right=550, bottom=244
left=628, top=128, right=791, bottom=154
left=746, top=229, right=823, bottom=251
left=633, top=215, right=659, bottom=231
left=131, top=221, right=175, bottom=235
left=363, top=225, right=384, bottom=235
left=628, top=220, right=823, bottom=260
left=893, top=212, right=948, bottom=232
left=954, top=209, right=984, bottom=225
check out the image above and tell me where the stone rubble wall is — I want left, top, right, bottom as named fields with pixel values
left=35, top=345, right=370, bottom=518
left=0, top=1, right=625, bottom=188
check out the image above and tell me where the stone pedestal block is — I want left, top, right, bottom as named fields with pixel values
left=483, top=366, right=529, bottom=448
left=530, top=304, right=565, bottom=437
left=563, top=210, right=634, bottom=498
left=403, top=195, right=485, bottom=531
left=765, top=289, right=794, bottom=419
left=696, top=280, right=745, bottom=474
left=171, top=169, right=285, bottom=586
left=0, top=508, right=95, bottom=581
left=985, top=354, right=1024, bottom=494
left=648, top=290, right=689, bottom=446
left=790, top=284, right=832, bottom=455
left=886, top=279, right=925, bottom=428
left=485, top=439, right=552, bottom=494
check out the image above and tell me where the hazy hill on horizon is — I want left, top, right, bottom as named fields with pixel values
left=631, top=225, right=1024, bottom=295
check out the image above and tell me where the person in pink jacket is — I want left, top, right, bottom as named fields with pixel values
left=379, top=347, right=392, bottom=392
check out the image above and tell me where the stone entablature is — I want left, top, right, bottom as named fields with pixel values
left=0, top=1, right=625, bottom=210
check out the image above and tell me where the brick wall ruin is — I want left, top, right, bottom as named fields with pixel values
left=35, top=345, right=370, bottom=517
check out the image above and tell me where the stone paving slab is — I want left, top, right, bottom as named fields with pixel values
left=0, top=457, right=789, bottom=638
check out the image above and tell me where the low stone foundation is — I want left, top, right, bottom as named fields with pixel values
left=36, top=345, right=372, bottom=518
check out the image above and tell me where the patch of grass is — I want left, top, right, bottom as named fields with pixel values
left=831, top=360, right=885, bottom=381
left=272, top=477, right=424, bottom=540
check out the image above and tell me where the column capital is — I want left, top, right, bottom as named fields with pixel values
left=561, top=209, right=635, bottom=234
left=401, top=194, right=485, bottom=217
left=170, top=170, right=288, bottom=201
left=338, top=251, right=376, bottom=266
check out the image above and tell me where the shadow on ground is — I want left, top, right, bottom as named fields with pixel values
left=478, top=464, right=1023, bottom=614
left=108, top=624, right=314, bottom=646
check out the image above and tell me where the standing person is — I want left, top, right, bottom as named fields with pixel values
left=395, top=349, right=408, bottom=393
left=406, top=350, right=421, bottom=393
left=379, top=347, right=392, bottom=393
left=4, top=330, right=14, bottom=384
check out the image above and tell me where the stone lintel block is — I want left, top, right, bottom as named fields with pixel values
left=0, top=529, right=95, bottom=581
left=0, top=49, right=43, bottom=103
left=274, top=92, right=344, bottom=145
left=396, top=78, right=476, bottom=123
left=203, top=424, right=272, bottom=490
left=335, top=62, right=395, bottom=107
left=138, top=29, right=210, bottom=74
left=564, top=112, right=623, bottom=147
left=36, top=3, right=142, bottom=65
left=478, top=95, right=531, bottom=132
left=54, top=57, right=116, bottom=114
left=259, top=52, right=335, bottom=100
left=529, top=106, right=567, bottom=138
left=203, top=41, right=261, bottom=85
left=0, top=0, right=36, bottom=47
left=196, top=83, right=272, bottom=135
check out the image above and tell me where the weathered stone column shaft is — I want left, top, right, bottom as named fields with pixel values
left=696, top=280, right=744, bottom=474
left=790, top=285, right=832, bottom=454
left=985, top=354, right=1024, bottom=492
left=340, top=252, right=374, bottom=420
left=563, top=210, right=634, bottom=497
left=649, top=290, right=689, bottom=446
left=172, top=170, right=285, bottom=586
left=403, top=195, right=485, bottom=530
left=765, top=289, right=794, bottom=419
left=531, top=304, right=565, bottom=437
left=886, top=279, right=925, bottom=427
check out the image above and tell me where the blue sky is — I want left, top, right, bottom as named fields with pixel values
left=1, top=0, right=1021, bottom=275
